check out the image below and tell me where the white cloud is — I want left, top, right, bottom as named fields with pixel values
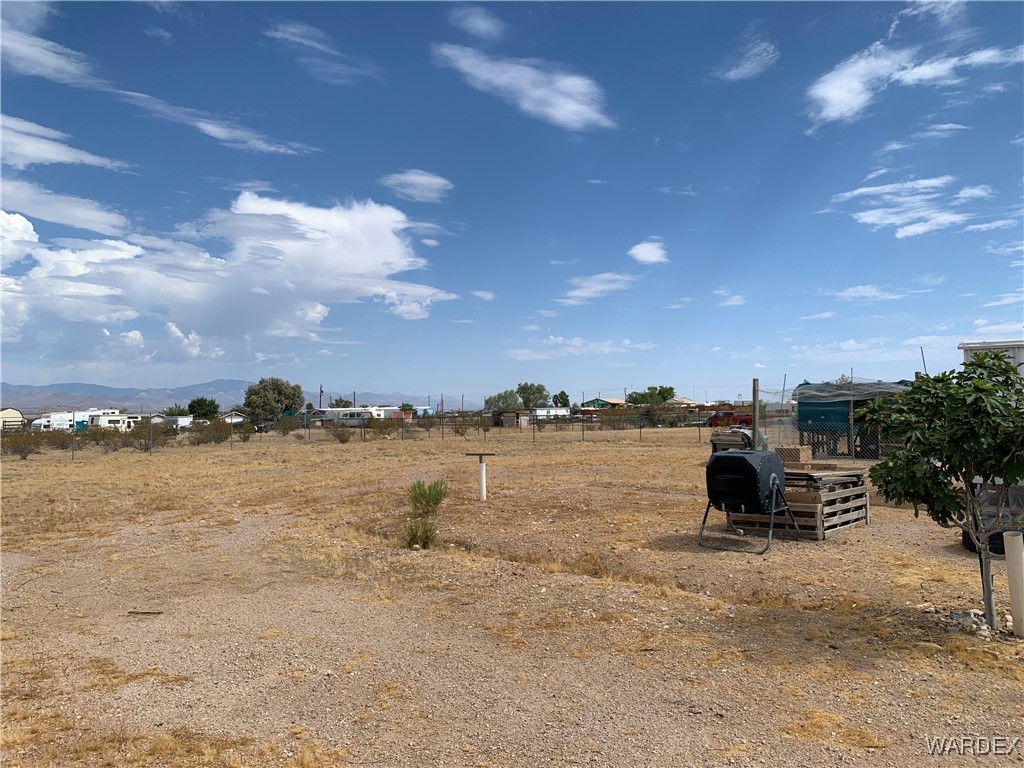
left=2, top=179, right=128, bottom=235
left=448, top=6, right=505, bottom=42
left=985, top=240, right=1023, bottom=256
left=807, top=42, right=1023, bottom=127
left=0, top=1, right=54, bottom=34
left=830, top=175, right=972, bottom=238
left=471, top=290, right=495, bottom=301
left=657, top=185, right=697, bottom=196
left=452, top=319, right=475, bottom=324
left=710, top=346, right=722, bottom=353
left=265, top=20, right=381, bottom=85
left=711, top=288, right=746, bottom=306
left=1, top=192, right=459, bottom=354
left=982, top=292, right=1023, bottom=308
left=587, top=178, right=607, bottom=185
left=2, top=25, right=314, bottom=155
left=557, top=272, right=636, bottom=306
left=120, top=330, right=145, bottom=347
left=880, top=141, right=908, bottom=153
left=719, top=294, right=746, bottom=306
left=912, top=122, right=969, bottom=140
left=831, top=284, right=904, bottom=301
left=627, top=240, right=668, bottom=265
left=714, top=24, right=780, bottom=81
left=1, top=114, right=128, bottom=170
left=508, top=335, right=654, bottom=361
left=166, top=322, right=223, bottom=359
left=432, top=43, right=615, bottom=131
left=953, top=184, right=994, bottom=202
left=144, top=26, right=173, bottom=43
left=378, top=169, right=453, bottom=203
left=537, top=309, right=557, bottom=317
left=801, top=311, right=835, bottom=320
left=971, top=319, right=1024, bottom=336
left=863, top=168, right=889, bottom=181
left=1013, top=133, right=1024, bottom=146
left=753, top=362, right=766, bottom=369
left=420, top=238, right=440, bottom=247
left=963, top=219, right=1017, bottom=232
left=0, top=211, right=40, bottom=268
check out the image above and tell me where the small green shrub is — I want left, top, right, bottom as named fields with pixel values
left=276, top=416, right=300, bottom=436
left=236, top=423, right=255, bottom=442
left=293, top=432, right=305, bottom=440
left=330, top=424, right=352, bottom=444
left=408, top=479, right=448, bottom=516
left=405, top=517, right=438, bottom=549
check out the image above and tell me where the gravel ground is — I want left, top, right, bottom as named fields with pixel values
left=2, top=432, right=1022, bottom=767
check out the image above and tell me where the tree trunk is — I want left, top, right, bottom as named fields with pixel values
left=978, top=541, right=997, bottom=628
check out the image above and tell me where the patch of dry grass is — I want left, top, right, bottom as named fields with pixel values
left=781, top=709, right=889, bottom=750
left=78, top=658, right=192, bottom=691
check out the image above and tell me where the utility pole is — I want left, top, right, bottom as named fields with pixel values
left=319, top=385, right=324, bottom=409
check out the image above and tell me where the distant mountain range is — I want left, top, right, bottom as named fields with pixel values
left=0, top=380, right=478, bottom=414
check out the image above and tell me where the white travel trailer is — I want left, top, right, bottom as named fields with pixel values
left=319, top=407, right=390, bottom=426
left=959, top=340, right=1024, bottom=370
left=32, top=408, right=119, bottom=431
left=88, top=413, right=142, bottom=432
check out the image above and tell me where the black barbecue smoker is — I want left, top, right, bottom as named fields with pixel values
left=698, top=449, right=798, bottom=555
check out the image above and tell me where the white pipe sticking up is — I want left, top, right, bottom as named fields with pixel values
left=479, top=461, right=487, bottom=501
left=1005, top=531, right=1024, bottom=638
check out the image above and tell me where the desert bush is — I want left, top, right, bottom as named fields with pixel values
left=404, top=517, right=438, bottom=549
left=236, top=423, right=255, bottom=442
left=293, top=432, right=305, bottom=440
left=367, top=417, right=397, bottom=439
left=408, top=479, right=448, bottom=516
left=123, top=420, right=175, bottom=452
left=41, top=430, right=75, bottom=450
left=275, top=416, right=300, bottom=437
left=2, top=432, right=42, bottom=459
left=330, top=424, right=352, bottom=444
left=189, top=420, right=231, bottom=445
left=418, top=414, right=437, bottom=437
left=97, top=429, right=125, bottom=453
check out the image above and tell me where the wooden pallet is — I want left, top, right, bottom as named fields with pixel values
left=727, top=469, right=870, bottom=541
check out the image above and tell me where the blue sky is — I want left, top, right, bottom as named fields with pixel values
left=1, top=1, right=1021, bottom=403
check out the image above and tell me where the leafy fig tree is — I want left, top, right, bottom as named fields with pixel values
left=859, top=351, right=1024, bottom=628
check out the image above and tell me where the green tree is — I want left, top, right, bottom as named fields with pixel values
left=187, top=397, right=220, bottom=421
left=627, top=385, right=676, bottom=406
left=484, top=390, right=523, bottom=412
left=399, top=403, right=416, bottom=412
left=163, top=403, right=189, bottom=416
left=859, top=351, right=1024, bottom=628
left=552, top=390, right=571, bottom=408
left=328, top=396, right=353, bottom=408
left=244, top=377, right=305, bottom=424
left=516, top=382, right=550, bottom=409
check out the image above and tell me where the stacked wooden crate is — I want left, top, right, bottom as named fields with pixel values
left=730, top=468, right=869, bottom=540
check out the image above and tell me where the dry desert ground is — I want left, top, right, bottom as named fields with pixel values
left=2, top=426, right=1022, bottom=767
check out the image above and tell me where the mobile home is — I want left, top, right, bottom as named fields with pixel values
left=32, top=409, right=119, bottom=431
left=88, top=413, right=142, bottom=432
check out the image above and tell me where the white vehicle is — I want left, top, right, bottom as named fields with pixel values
left=87, top=413, right=142, bottom=432
left=32, top=409, right=118, bottom=431
left=320, top=407, right=389, bottom=426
